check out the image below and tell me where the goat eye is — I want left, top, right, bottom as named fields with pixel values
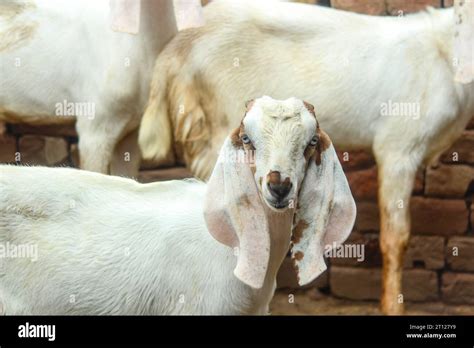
left=310, top=136, right=318, bottom=146
left=241, top=134, right=251, bottom=144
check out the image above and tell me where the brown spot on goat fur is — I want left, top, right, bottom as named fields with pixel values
left=317, top=127, right=331, bottom=152
left=304, top=144, right=316, bottom=162
left=267, top=171, right=281, bottom=185
left=301, top=101, right=332, bottom=166
left=230, top=99, right=256, bottom=148
left=238, top=195, right=252, bottom=208
left=294, top=251, right=304, bottom=261
left=314, top=151, right=322, bottom=166
left=292, top=259, right=300, bottom=282
left=231, top=121, right=255, bottom=150
left=245, top=99, right=255, bottom=112
left=303, top=101, right=316, bottom=117
left=230, top=126, right=243, bottom=148
left=291, top=219, right=309, bottom=244
left=314, top=127, right=332, bottom=165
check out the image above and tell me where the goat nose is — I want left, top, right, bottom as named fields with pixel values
left=268, top=182, right=292, bottom=200
left=267, top=171, right=292, bottom=200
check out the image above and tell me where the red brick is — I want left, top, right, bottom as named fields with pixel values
left=354, top=201, right=380, bottom=232
left=331, top=0, right=386, bottom=15
left=330, top=266, right=381, bottom=300
left=0, top=132, right=17, bottom=163
left=8, top=123, right=77, bottom=138
left=403, top=269, right=439, bottom=302
left=467, top=117, right=474, bottom=130
left=446, top=237, right=474, bottom=272
left=414, top=169, right=426, bottom=195
left=277, top=257, right=328, bottom=289
left=471, top=209, right=474, bottom=234
left=331, top=233, right=445, bottom=270
left=18, top=135, right=68, bottom=166
left=0, top=122, right=6, bottom=136
left=355, top=197, right=467, bottom=235
left=411, top=197, right=468, bottom=235
left=338, top=150, right=376, bottom=172
left=386, top=0, right=440, bottom=15
left=347, top=166, right=425, bottom=201
left=330, top=232, right=382, bottom=267
left=441, top=131, right=474, bottom=165
left=425, top=164, right=474, bottom=198
left=442, top=273, right=474, bottom=304
left=330, top=267, right=438, bottom=301
left=137, top=167, right=193, bottom=183
left=405, top=236, right=445, bottom=270
left=346, top=167, right=378, bottom=201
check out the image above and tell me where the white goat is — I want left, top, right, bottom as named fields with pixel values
left=0, top=0, right=203, bottom=176
left=138, top=0, right=474, bottom=314
left=0, top=97, right=355, bottom=315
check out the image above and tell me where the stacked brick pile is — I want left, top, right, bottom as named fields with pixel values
left=0, top=0, right=472, bottom=306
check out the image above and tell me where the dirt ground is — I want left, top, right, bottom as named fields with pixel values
left=270, top=288, right=474, bottom=315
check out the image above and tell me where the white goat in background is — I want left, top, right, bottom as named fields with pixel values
left=138, top=0, right=474, bottom=314
left=0, top=0, right=204, bottom=176
left=0, top=97, right=355, bottom=315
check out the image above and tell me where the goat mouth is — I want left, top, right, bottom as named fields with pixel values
left=270, top=200, right=289, bottom=210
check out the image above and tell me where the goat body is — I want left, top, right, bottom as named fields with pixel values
left=0, top=165, right=273, bottom=315
left=0, top=0, right=203, bottom=176
left=140, top=0, right=473, bottom=178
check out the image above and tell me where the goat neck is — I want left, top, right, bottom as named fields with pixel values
left=261, top=205, right=295, bottom=287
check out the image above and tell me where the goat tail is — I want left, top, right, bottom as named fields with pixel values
left=139, top=28, right=218, bottom=178
left=138, top=55, right=176, bottom=168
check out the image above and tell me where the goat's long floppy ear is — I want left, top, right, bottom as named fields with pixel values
left=204, top=137, right=270, bottom=289
left=109, top=0, right=141, bottom=34
left=454, top=0, right=473, bottom=83
left=292, top=130, right=356, bottom=286
left=174, top=0, right=205, bottom=31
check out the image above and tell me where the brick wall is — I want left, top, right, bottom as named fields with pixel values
left=1, top=0, right=473, bottom=305
left=326, top=123, right=474, bottom=304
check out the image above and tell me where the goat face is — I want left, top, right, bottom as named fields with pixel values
left=205, top=96, right=356, bottom=289
left=236, top=96, right=319, bottom=210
